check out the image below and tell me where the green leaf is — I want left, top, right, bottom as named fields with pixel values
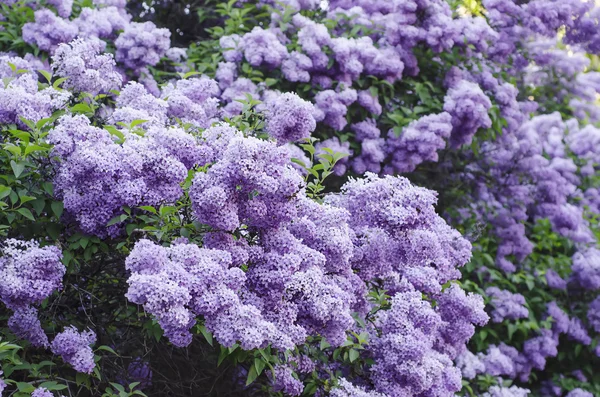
left=130, top=119, right=148, bottom=128
left=70, top=103, right=92, bottom=113
left=10, top=160, right=25, bottom=178
left=39, top=382, right=68, bottom=391
left=105, top=125, right=125, bottom=141
left=254, top=358, right=266, bottom=376
left=47, top=222, right=62, bottom=241
left=480, top=329, right=488, bottom=342
left=198, top=325, right=213, bottom=346
left=139, top=206, right=158, bottom=214
left=53, top=77, right=67, bottom=89
left=0, top=185, right=11, bottom=200
left=97, top=345, right=118, bottom=356
left=39, top=69, right=52, bottom=84
left=507, top=323, right=518, bottom=340
left=16, top=208, right=34, bottom=221
left=245, top=365, right=259, bottom=386
left=217, top=347, right=229, bottom=367
left=19, top=194, right=35, bottom=204
left=16, top=382, right=35, bottom=393
left=24, top=144, right=48, bottom=156
left=31, top=198, right=45, bottom=215
left=51, top=201, right=64, bottom=218
left=110, top=382, right=126, bottom=394
left=349, top=349, right=360, bottom=363
left=107, top=214, right=128, bottom=226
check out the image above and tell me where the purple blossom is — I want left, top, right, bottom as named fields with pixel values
left=8, top=306, right=50, bottom=348
left=587, top=296, right=600, bottom=333
left=483, top=385, right=531, bottom=397
left=115, top=22, right=171, bottom=70
left=571, top=248, right=600, bottom=290
left=455, top=350, right=485, bottom=379
left=190, top=135, right=304, bottom=231
left=486, top=287, right=529, bottom=323
left=220, top=34, right=244, bottom=63
left=264, top=92, right=316, bottom=144
left=51, top=327, right=97, bottom=373
left=481, top=344, right=518, bottom=378
left=241, top=27, right=288, bottom=68
left=220, top=77, right=258, bottom=117
left=22, top=9, right=78, bottom=53
left=48, top=114, right=189, bottom=237
left=31, top=388, right=54, bottom=397
left=47, top=0, right=73, bottom=18
left=566, top=389, right=594, bottom=397
left=357, top=90, right=382, bottom=116
left=73, top=6, right=131, bottom=39
left=546, top=301, right=570, bottom=334
left=126, top=358, right=152, bottom=388
left=330, top=378, right=386, bottom=397
left=271, top=365, right=303, bottom=396
left=0, top=239, right=64, bottom=310
left=52, top=38, right=122, bottom=94
left=161, top=76, right=220, bottom=128
left=0, top=72, right=70, bottom=127
left=545, top=269, right=567, bottom=290
left=443, top=80, right=492, bottom=148
left=567, top=317, right=591, bottom=345
left=386, top=112, right=452, bottom=173
left=369, top=285, right=461, bottom=396
left=313, top=88, right=357, bottom=131
left=113, top=81, right=168, bottom=126
left=215, top=61, right=237, bottom=89
left=282, top=51, right=312, bottom=82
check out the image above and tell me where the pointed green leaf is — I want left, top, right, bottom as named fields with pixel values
left=10, top=160, right=25, bottom=178
left=17, top=208, right=34, bottom=221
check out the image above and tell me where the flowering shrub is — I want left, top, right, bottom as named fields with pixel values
left=0, top=0, right=599, bottom=396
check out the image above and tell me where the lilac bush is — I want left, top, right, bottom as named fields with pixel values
left=0, top=0, right=598, bottom=395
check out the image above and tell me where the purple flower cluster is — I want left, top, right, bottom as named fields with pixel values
left=443, top=80, right=492, bottom=148
left=369, top=283, right=487, bottom=396
left=0, top=239, right=64, bottom=347
left=351, top=120, right=385, bottom=174
left=0, top=73, right=70, bottom=127
left=270, top=365, right=303, bottom=396
left=48, top=114, right=191, bottom=237
left=74, top=6, right=131, bottom=39
left=313, top=88, right=357, bottom=131
left=126, top=239, right=263, bottom=348
left=189, top=135, right=304, bottom=231
left=52, top=37, right=122, bottom=94
left=385, top=112, right=452, bottom=173
left=264, top=92, right=316, bottom=144
left=486, top=287, right=529, bottom=323
left=50, top=326, right=96, bottom=373
left=22, top=9, right=78, bottom=52
left=31, top=388, right=55, bottom=397
left=115, top=21, right=171, bottom=71
left=161, top=76, right=220, bottom=129
left=327, top=173, right=473, bottom=291
left=483, top=385, right=530, bottom=397
left=47, top=0, right=73, bottom=18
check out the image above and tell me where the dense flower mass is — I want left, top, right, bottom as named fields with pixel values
left=264, top=92, right=316, bottom=144
left=115, top=21, right=171, bottom=71
left=52, top=37, right=122, bottom=94
left=1, top=0, right=600, bottom=395
left=0, top=240, right=64, bottom=347
left=50, top=327, right=96, bottom=373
